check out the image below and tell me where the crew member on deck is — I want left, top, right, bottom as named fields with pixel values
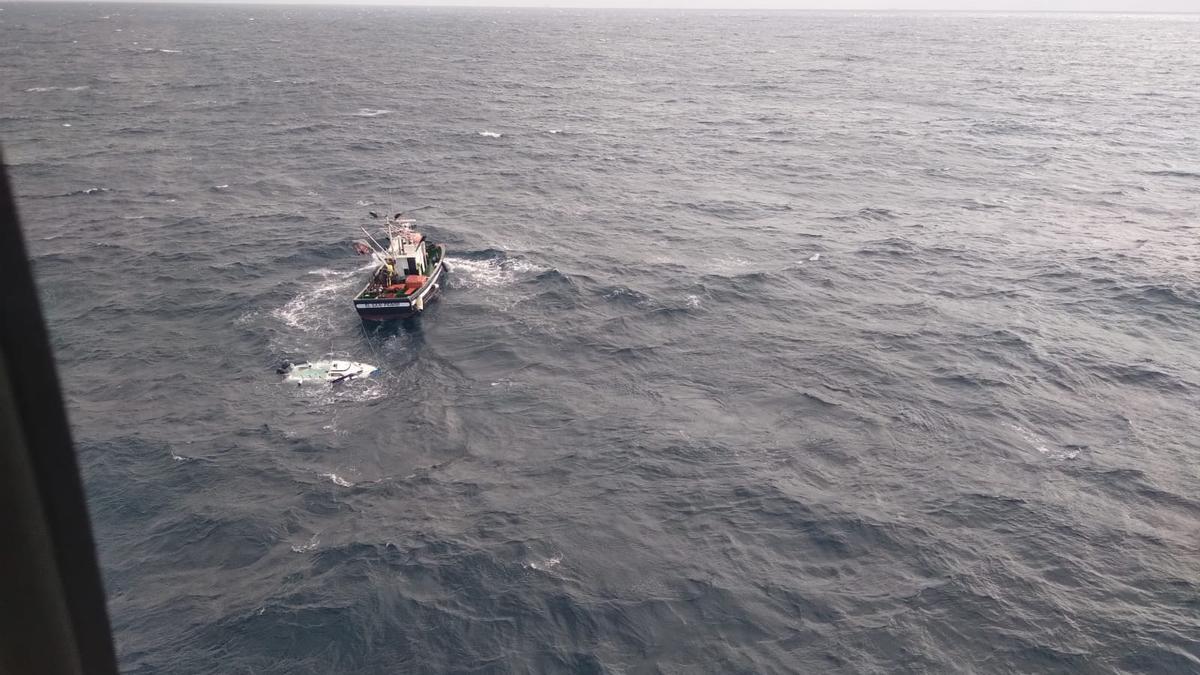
left=385, top=258, right=396, bottom=284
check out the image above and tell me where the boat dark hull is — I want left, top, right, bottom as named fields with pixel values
left=353, top=260, right=445, bottom=321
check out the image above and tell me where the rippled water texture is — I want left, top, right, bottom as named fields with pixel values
left=3, top=5, right=1200, bottom=673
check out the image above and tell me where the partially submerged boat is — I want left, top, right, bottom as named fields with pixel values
left=278, top=360, right=378, bottom=385
left=351, top=213, right=447, bottom=321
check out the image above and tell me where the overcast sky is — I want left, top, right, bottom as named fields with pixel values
left=416, top=1, right=1196, bottom=8
left=434, top=0, right=1196, bottom=7
left=352, top=0, right=1198, bottom=7
left=27, top=0, right=1198, bottom=9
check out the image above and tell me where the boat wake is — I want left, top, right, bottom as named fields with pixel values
left=446, top=255, right=543, bottom=290
left=273, top=265, right=373, bottom=333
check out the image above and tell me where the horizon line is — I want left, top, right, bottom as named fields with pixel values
left=6, top=0, right=1199, bottom=11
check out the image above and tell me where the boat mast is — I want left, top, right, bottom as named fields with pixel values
left=359, top=225, right=389, bottom=259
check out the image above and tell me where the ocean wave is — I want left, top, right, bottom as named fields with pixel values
left=290, top=533, right=320, bottom=553
left=523, top=554, right=562, bottom=572
left=1140, top=169, right=1200, bottom=179
left=1100, top=361, right=1193, bottom=392
left=601, top=285, right=657, bottom=308
left=1127, top=283, right=1200, bottom=310
left=477, top=131, right=502, bottom=138
left=1009, top=423, right=1079, bottom=460
left=24, top=84, right=87, bottom=92
left=835, top=207, right=897, bottom=222
left=699, top=269, right=778, bottom=285
left=267, top=122, right=336, bottom=135
left=856, top=236, right=918, bottom=256
left=353, top=108, right=392, bottom=117
left=319, top=473, right=354, bottom=487
left=62, top=187, right=109, bottom=196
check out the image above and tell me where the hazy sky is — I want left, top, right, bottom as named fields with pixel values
left=27, top=0, right=1199, bottom=9
left=403, top=0, right=1200, bottom=7
left=396, top=0, right=1199, bottom=8
left=336, top=0, right=1199, bottom=7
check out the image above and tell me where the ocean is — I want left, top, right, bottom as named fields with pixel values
left=3, top=4, right=1199, bottom=673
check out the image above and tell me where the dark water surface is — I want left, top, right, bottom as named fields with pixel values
left=4, top=4, right=1200, bottom=673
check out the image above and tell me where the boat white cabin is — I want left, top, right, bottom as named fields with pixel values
left=352, top=215, right=448, bottom=321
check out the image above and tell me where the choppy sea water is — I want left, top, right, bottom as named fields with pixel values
left=3, top=4, right=1200, bottom=673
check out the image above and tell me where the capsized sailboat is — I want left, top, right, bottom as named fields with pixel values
left=277, top=360, right=378, bottom=385
left=351, top=213, right=447, bottom=321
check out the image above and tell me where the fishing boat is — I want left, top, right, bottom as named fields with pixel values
left=351, top=213, right=447, bottom=321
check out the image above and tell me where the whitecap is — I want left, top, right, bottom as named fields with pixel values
left=214, top=184, right=229, bottom=189
left=320, top=472, right=354, bottom=487
left=478, top=131, right=502, bottom=138
left=525, top=554, right=562, bottom=572
left=1009, top=423, right=1052, bottom=455
left=62, top=123, right=72, bottom=127
left=809, top=253, right=821, bottom=261
left=354, top=108, right=392, bottom=117
left=25, top=86, right=57, bottom=92
left=685, top=294, right=701, bottom=308
left=547, top=129, right=563, bottom=134
left=291, top=534, right=320, bottom=553
left=158, top=49, right=182, bottom=54
left=507, top=259, right=541, bottom=274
